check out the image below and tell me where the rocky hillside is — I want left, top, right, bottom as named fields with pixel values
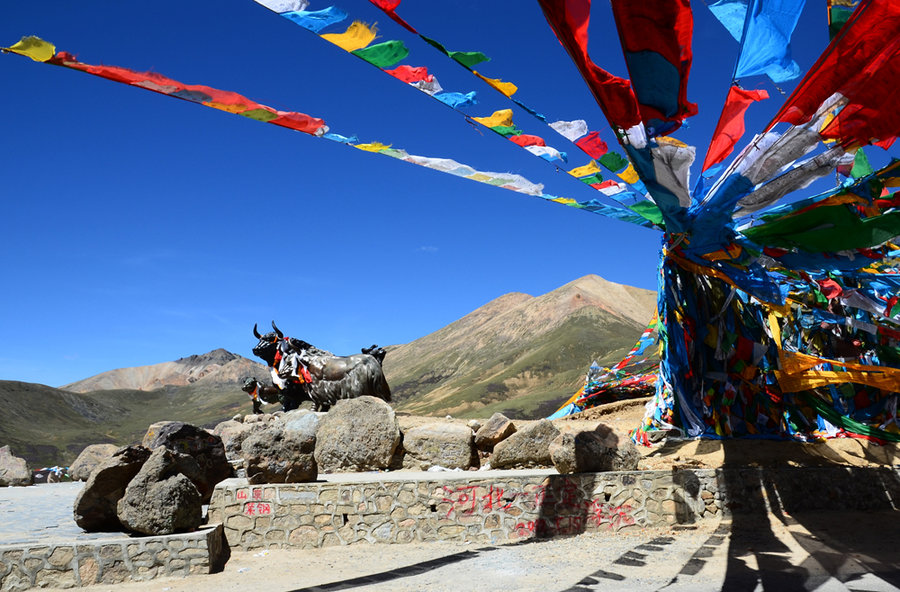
left=384, top=275, right=656, bottom=419
left=62, top=349, right=266, bottom=393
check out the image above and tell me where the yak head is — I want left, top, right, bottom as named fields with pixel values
left=251, top=321, right=284, bottom=367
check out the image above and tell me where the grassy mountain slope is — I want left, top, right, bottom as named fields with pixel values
left=385, top=275, right=656, bottom=419
left=0, top=379, right=257, bottom=467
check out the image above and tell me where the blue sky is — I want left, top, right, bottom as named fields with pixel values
left=1, top=1, right=835, bottom=386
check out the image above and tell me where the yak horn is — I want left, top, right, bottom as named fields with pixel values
left=271, top=321, right=284, bottom=339
left=253, top=323, right=261, bottom=339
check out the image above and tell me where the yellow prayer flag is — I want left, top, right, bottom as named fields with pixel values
left=552, top=197, right=577, bottom=205
left=617, top=163, right=639, bottom=184
left=467, top=173, right=493, bottom=182
left=4, top=36, right=55, bottom=62
left=204, top=101, right=248, bottom=114
left=473, top=71, right=518, bottom=98
left=321, top=21, right=377, bottom=52
left=656, top=136, right=688, bottom=148
left=472, top=109, right=514, bottom=128
left=355, top=142, right=391, bottom=152
left=569, top=160, right=601, bottom=178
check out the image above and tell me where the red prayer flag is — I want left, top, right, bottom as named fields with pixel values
left=609, top=0, right=698, bottom=134
left=773, top=0, right=900, bottom=147
left=384, top=65, right=434, bottom=84
left=574, top=131, right=609, bottom=159
left=702, top=85, right=769, bottom=171
left=817, top=278, right=843, bottom=299
left=509, top=134, right=546, bottom=147
left=537, top=0, right=640, bottom=129
left=368, top=0, right=418, bottom=34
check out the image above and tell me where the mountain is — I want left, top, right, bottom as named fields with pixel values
left=62, top=348, right=266, bottom=392
left=0, top=350, right=271, bottom=467
left=384, top=275, right=656, bottom=419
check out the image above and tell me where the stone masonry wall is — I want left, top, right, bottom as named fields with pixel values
left=209, top=466, right=900, bottom=550
left=0, top=524, right=227, bottom=591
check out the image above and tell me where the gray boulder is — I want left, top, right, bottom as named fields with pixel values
left=0, top=445, right=31, bottom=487
left=74, top=446, right=151, bottom=531
left=550, top=426, right=641, bottom=474
left=69, top=444, right=119, bottom=481
left=402, top=423, right=478, bottom=470
left=142, top=422, right=232, bottom=502
left=490, top=419, right=560, bottom=469
left=474, top=413, right=517, bottom=452
left=212, top=419, right=252, bottom=462
left=314, top=396, right=400, bottom=472
left=117, top=447, right=203, bottom=535
left=241, top=410, right=319, bottom=484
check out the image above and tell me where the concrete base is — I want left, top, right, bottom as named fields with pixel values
left=0, top=524, right=228, bottom=591
left=208, top=466, right=900, bottom=551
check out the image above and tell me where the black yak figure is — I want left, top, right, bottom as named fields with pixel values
left=251, top=321, right=391, bottom=412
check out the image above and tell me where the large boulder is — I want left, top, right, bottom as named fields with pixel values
left=314, top=396, right=400, bottom=472
left=117, top=447, right=203, bottom=535
left=550, top=425, right=640, bottom=473
left=402, top=423, right=478, bottom=470
left=551, top=425, right=641, bottom=474
left=0, top=445, right=31, bottom=487
left=69, top=444, right=119, bottom=481
left=474, top=413, right=517, bottom=452
left=490, top=419, right=560, bottom=469
left=74, top=446, right=151, bottom=531
left=142, top=422, right=232, bottom=502
left=240, top=410, right=319, bottom=484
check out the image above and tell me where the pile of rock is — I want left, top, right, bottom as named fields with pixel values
left=210, top=396, right=639, bottom=481
left=71, top=423, right=232, bottom=536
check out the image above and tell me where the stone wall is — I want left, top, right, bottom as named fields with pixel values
left=0, top=524, right=228, bottom=591
left=209, top=466, right=900, bottom=550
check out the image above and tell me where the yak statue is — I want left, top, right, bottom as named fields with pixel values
left=251, top=321, right=391, bottom=412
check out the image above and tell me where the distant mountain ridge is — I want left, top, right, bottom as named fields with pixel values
left=386, top=274, right=656, bottom=418
left=62, top=348, right=268, bottom=393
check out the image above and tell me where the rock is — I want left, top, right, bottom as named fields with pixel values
left=402, top=423, right=478, bottom=470
left=490, top=419, right=560, bottom=469
left=69, top=444, right=119, bottom=481
left=550, top=425, right=640, bottom=474
left=232, top=414, right=243, bottom=423
left=466, top=419, right=482, bottom=432
left=117, top=447, right=203, bottom=535
left=141, top=421, right=182, bottom=447
left=474, top=413, right=517, bottom=452
left=142, top=422, right=232, bottom=502
left=212, top=420, right=252, bottom=462
left=314, top=396, right=400, bottom=472
left=241, top=410, right=318, bottom=484
left=74, top=446, right=151, bottom=531
left=0, top=445, right=32, bottom=487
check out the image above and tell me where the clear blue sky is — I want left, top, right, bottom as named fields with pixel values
left=1, top=0, right=834, bottom=387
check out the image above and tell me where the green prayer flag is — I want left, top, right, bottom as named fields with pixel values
left=743, top=203, right=900, bottom=252
left=352, top=40, right=409, bottom=69
left=240, top=108, right=278, bottom=122
left=420, top=35, right=449, bottom=56
left=450, top=50, right=490, bottom=69
left=599, top=151, right=629, bottom=172
left=579, top=173, right=604, bottom=185
left=491, top=125, right=523, bottom=137
left=628, top=200, right=665, bottom=226
left=850, top=148, right=874, bottom=179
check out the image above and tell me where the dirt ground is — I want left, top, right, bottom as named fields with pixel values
left=399, top=396, right=900, bottom=472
